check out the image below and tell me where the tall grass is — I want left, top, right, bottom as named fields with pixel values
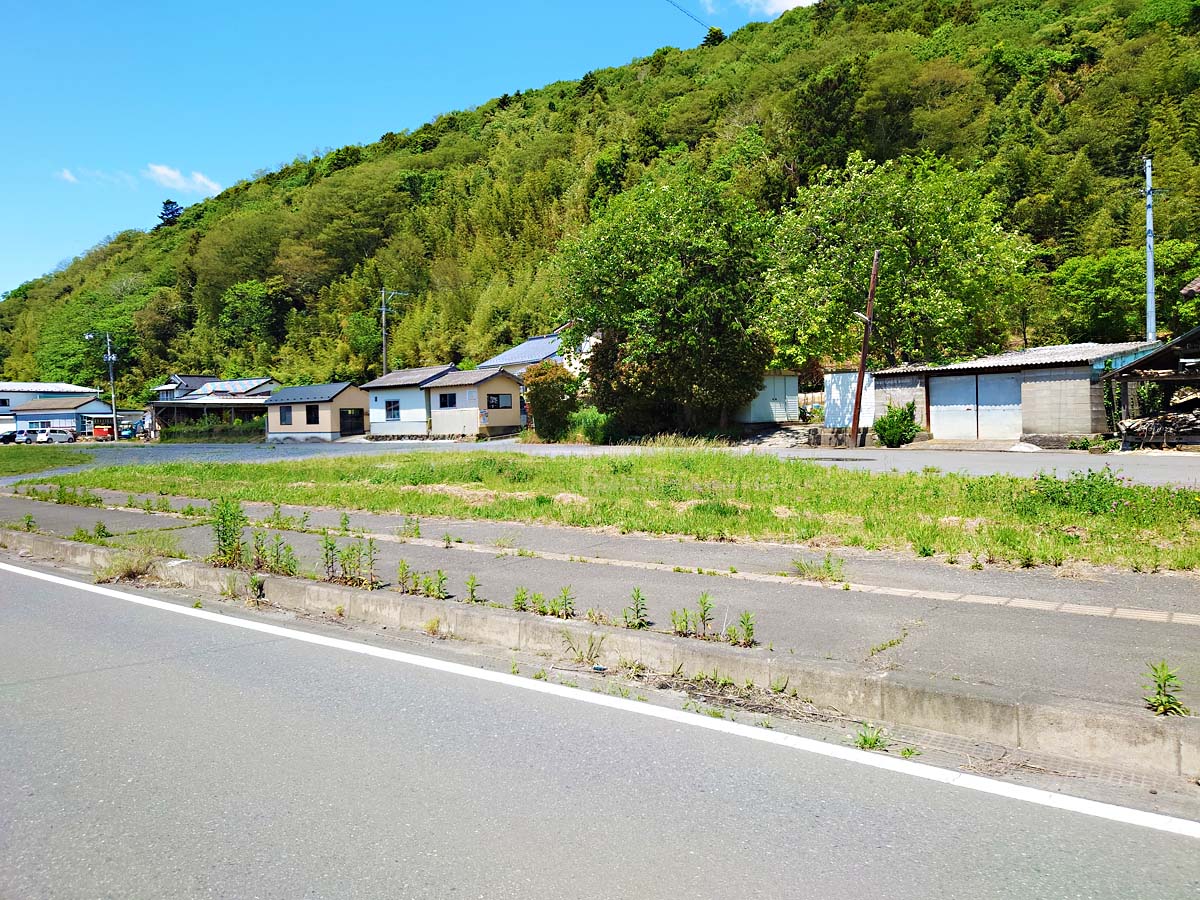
left=0, top=446, right=91, bottom=476
left=37, top=452, right=1200, bottom=570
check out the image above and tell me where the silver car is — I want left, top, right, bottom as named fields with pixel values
left=35, top=428, right=76, bottom=444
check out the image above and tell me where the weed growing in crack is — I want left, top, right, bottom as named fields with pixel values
left=465, top=574, right=483, bottom=604
left=853, top=724, right=889, bottom=751
left=513, top=587, right=530, bottom=612
left=792, top=553, right=845, bottom=582
left=622, top=588, right=650, bottom=630
left=210, top=498, right=248, bottom=568
left=1144, top=660, right=1191, bottom=716
left=562, top=630, right=606, bottom=665
left=396, top=559, right=413, bottom=594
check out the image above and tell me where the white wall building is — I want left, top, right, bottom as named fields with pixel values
left=362, top=365, right=456, bottom=437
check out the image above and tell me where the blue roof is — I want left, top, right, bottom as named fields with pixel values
left=480, top=333, right=562, bottom=368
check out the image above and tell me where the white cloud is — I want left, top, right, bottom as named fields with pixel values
left=78, top=168, right=139, bottom=189
left=142, top=163, right=222, bottom=196
left=56, top=168, right=78, bottom=183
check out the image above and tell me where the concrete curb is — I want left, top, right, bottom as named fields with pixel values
left=3, top=527, right=1197, bottom=780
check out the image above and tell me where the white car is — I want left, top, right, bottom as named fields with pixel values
left=35, top=428, right=76, bottom=444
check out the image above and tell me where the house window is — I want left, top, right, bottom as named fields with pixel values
left=438, top=393, right=457, bottom=409
left=0, top=398, right=9, bottom=407
left=385, top=399, right=401, bottom=421
left=306, top=405, right=320, bottom=425
left=487, top=393, right=512, bottom=410
left=30, top=420, right=52, bottom=430
left=279, top=405, right=293, bottom=425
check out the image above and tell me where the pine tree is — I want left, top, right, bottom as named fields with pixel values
left=157, top=199, right=184, bottom=228
left=702, top=27, right=726, bottom=47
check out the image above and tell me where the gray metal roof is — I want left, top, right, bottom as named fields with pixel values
left=0, top=382, right=96, bottom=394
left=13, top=395, right=106, bottom=412
left=480, top=333, right=562, bottom=368
left=1181, top=275, right=1200, bottom=299
left=265, top=382, right=356, bottom=405
left=873, top=342, right=1156, bottom=377
left=424, top=367, right=521, bottom=389
left=362, top=365, right=457, bottom=389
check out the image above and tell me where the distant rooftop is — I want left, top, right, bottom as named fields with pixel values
left=189, top=377, right=275, bottom=396
left=265, top=382, right=357, bottom=405
left=873, top=341, right=1157, bottom=376
left=362, top=365, right=457, bottom=389
left=13, top=395, right=108, bottom=412
left=480, top=333, right=562, bottom=368
left=424, top=367, right=521, bottom=389
left=0, top=382, right=96, bottom=394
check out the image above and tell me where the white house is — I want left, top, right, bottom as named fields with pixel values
left=362, top=365, right=457, bottom=437
left=0, top=381, right=96, bottom=431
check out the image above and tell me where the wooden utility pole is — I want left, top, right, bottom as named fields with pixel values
left=849, top=251, right=881, bottom=449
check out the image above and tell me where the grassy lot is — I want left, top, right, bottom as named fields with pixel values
left=0, top=445, right=92, bottom=477
left=37, top=450, right=1200, bottom=571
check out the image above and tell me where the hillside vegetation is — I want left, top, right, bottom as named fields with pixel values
left=3, top=0, right=1200, bottom=403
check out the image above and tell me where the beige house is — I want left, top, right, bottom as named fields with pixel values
left=424, top=368, right=522, bottom=437
left=264, top=382, right=369, bottom=441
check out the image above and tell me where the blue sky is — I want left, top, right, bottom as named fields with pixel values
left=1, top=0, right=804, bottom=294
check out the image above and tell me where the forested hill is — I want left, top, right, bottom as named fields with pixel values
left=4, top=0, right=1200, bottom=400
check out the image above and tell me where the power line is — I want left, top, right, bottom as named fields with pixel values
left=661, top=0, right=710, bottom=30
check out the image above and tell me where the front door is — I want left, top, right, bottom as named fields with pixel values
left=338, top=408, right=365, bottom=436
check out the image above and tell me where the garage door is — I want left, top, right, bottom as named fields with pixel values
left=928, top=375, right=978, bottom=440
left=976, top=373, right=1022, bottom=440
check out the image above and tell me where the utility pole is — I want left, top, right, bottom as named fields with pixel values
left=84, top=331, right=119, bottom=440
left=1143, top=157, right=1157, bottom=343
left=378, top=289, right=409, bottom=375
left=849, top=251, right=881, bottom=449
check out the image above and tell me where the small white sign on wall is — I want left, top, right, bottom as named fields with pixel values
left=466, top=389, right=478, bottom=405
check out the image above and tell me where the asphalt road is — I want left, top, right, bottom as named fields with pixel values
left=4, top=438, right=1199, bottom=486
left=1, top=568, right=1196, bottom=899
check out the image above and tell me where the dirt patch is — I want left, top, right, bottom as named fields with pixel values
left=554, top=492, right=589, bottom=506
left=772, top=506, right=794, bottom=519
left=396, top=483, right=536, bottom=506
left=672, top=499, right=703, bottom=512
left=940, top=516, right=985, bottom=533
left=287, top=481, right=317, bottom=488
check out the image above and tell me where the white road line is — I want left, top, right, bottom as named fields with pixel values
left=3, top=560, right=1199, bottom=840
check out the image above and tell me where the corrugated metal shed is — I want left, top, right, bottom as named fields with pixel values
left=12, top=395, right=102, bottom=412
left=873, top=341, right=1155, bottom=377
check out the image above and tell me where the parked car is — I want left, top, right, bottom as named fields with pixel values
left=36, top=428, right=76, bottom=444
left=0, top=430, right=17, bottom=444
left=9, top=429, right=36, bottom=444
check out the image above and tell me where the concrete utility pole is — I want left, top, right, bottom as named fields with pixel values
left=84, top=331, right=119, bottom=440
left=378, top=289, right=408, bottom=375
left=849, top=250, right=881, bottom=449
left=1144, top=157, right=1157, bottom=343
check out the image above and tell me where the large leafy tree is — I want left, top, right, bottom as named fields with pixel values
left=559, top=164, right=773, bottom=431
left=763, top=153, right=1032, bottom=369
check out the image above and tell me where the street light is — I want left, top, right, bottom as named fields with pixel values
left=84, top=331, right=120, bottom=441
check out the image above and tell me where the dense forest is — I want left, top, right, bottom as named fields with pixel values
left=3, top=0, right=1200, bottom=404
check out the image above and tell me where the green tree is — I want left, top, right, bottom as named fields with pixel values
left=157, top=199, right=184, bottom=228
left=701, top=27, right=726, bottom=47
left=764, top=153, right=1032, bottom=368
left=559, top=164, right=773, bottom=431
left=523, top=360, right=578, bottom=441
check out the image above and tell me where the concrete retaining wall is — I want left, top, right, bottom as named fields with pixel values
left=4, top=528, right=1196, bottom=780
